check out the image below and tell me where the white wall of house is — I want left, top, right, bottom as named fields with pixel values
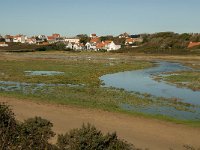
left=85, top=42, right=91, bottom=50
left=107, top=42, right=121, bottom=51
left=26, top=39, right=36, bottom=44
left=73, top=44, right=83, bottom=50
left=125, top=41, right=133, bottom=45
left=66, top=42, right=73, bottom=49
left=85, top=42, right=97, bottom=50
left=5, top=39, right=10, bottom=42
left=65, top=38, right=80, bottom=44
left=13, top=36, right=26, bottom=43
left=13, top=37, right=20, bottom=43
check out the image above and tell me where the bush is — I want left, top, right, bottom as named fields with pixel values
left=57, top=123, right=134, bottom=150
left=0, top=103, right=56, bottom=150
left=35, top=47, right=47, bottom=51
left=19, top=117, right=55, bottom=149
left=0, top=103, right=19, bottom=149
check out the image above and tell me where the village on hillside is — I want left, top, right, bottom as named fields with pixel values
left=0, top=33, right=144, bottom=51
left=1, top=32, right=200, bottom=52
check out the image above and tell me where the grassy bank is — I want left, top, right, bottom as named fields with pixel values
left=152, top=59, right=200, bottom=91
left=154, top=69, right=200, bottom=91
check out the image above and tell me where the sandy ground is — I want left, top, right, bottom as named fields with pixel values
left=1, top=96, right=200, bottom=150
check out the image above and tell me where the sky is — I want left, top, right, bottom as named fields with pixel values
left=0, top=0, right=200, bottom=36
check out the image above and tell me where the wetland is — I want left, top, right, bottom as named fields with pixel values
left=0, top=52, right=200, bottom=123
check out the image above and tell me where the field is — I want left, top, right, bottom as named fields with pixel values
left=0, top=51, right=200, bottom=124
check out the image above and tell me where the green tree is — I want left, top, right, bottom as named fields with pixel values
left=77, top=34, right=90, bottom=44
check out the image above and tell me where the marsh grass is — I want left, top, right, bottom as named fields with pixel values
left=155, top=71, right=200, bottom=91
left=0, top=57, right=200, bottom=126
left=0, top=59, right=152, bottom=86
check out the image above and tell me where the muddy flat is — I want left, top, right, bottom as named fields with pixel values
left=1, top=96, right=200, bottom=150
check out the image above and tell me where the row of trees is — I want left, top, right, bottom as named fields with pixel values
left=0, top=103, right=135, bottom=150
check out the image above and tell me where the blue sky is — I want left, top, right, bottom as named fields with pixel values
left=1, top=0, right=200, bottom=36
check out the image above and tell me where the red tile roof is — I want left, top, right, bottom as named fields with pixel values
left=47, top=36, right=55, bottom=40
left=5, top=35, right=14, bottom=39
left=125, top=38, right=134, bottom=43
left=52, top=34, right=60, bottom=38
left=188, top=42, right=200, bottom=48
left=96, top=42, right=106, bottom=49
left=90, top=37, right=100, bottom=43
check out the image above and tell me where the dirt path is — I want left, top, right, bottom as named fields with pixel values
left=1, top=96, right=200, bottom=150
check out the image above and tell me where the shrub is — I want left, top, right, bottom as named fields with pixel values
left=0, top=103, right=19, bottom=149
left=35, top=47, right=47, bottom=51
left=19, top=117, right=55, bottom=149
left=57, top=123, right=134, bottom=150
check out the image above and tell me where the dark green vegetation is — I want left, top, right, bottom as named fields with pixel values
left=116, top=32, right=200, bottom=55
left=0, top=103, right=134, bottom=150
left=76, top=34, right=91, bottom=45
left=0, top=42, right=39, bottom=52
left=35, top=42, right=68, bottom=51
left=0, top=42, right=69, bottom=52
left=155, top=71, right=200, bottom=91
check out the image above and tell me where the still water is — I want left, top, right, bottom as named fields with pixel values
left=100, top=61, right=200, bottom=120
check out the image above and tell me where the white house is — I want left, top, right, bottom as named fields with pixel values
left=73, top=43, right=84, bottom=50
left=13, top=35, right=26, bottom=43
left=66, top=42, right=84, bottom=50
left=0, top=42, right=8, bottom=47
left=26, top=38, right=37, bottom=44
left=85, top=42, right=96, bottom=50
left=4, top=35, right=13, bottom=42
left=107, top=42, right=121, bottom=51
left=66, top=42, right=73, bottom=49
left=125, top=38, right=143, bottom=45
left=37, top=35, right=47, bottom=42
left=47, top=36, right=56, bottom=44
